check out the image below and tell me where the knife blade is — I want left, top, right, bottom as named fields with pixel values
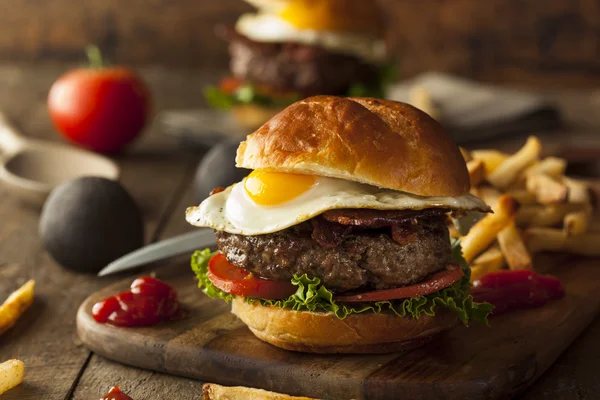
left=97, top=229, right=216, bottom=277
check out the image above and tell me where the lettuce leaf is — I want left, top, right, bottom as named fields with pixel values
left=347, top=63, right=399, bottom=99
left=204, top=83, right=300, bottom=110
left=190, top=238, right=492, bottom=325
left=204, top=86, right=236, bottom=109
left=205, top=63, right=399, bottom=110
left=191, top=248, right=234, bottom=302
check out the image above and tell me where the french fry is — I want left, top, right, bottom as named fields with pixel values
left=0, top=280, right=35, bottom=335
left=520, top=157, right=567, bottom=180
left=460, top=147, right=472, bottom=162
left=525, top=173, right=569, bottom=204
left=516, top=204, right=582, bottom=228
left=525, top=228, right=600, bottom=256
left=562, top=177, right=593, bottom=235
left=460, top=195, right=519, bottom=263
left=497, top=221, right=532, bottom=270
left=487, top=136, right=541, bottom=189
left=467, top=159, right=485, bottom=187
left=203, top=383, right=318, bottom=400
left=465, top=135, right=599, bottom=270
left=525, top=228, right=568, bottom=253
left=470, top=245, right=505, bottom=282
left=478, top=186, right=502, bottom=210
left=564, top=211, right=589, bottom=235
left=410, top=86, right=440, bottom=120
left=564, top=177, right=592, bottom=205
left=506, top=190, right=538, bottom=205
left=0, top=359, right=24, bottom=395
left=471, top=150, right=508, bottom=174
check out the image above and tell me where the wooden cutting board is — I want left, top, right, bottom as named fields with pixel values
left=77, top=253, right=600, bottom=400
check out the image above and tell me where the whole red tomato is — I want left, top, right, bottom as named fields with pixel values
left=48, top=48, right=151, bottom=153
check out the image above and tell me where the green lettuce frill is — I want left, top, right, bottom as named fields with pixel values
left=190, top=239, right=492, bottom=325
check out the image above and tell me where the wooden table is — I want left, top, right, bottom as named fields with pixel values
left=0, top=63, right=599, bottom=400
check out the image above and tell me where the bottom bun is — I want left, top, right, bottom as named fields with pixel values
left=231, top=104, right=282, bottom=132
left=231, top=297, right=457, bottom=354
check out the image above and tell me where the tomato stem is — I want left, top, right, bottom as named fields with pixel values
left=86, top=45, right=104, bottom=68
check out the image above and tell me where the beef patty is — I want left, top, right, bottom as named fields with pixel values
left=215, top=209, right=452, bottom=292
left=225, top=29, right=380, bottom=96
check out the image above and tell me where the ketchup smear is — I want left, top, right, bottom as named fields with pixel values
left=92, top=276, right=179, bottom=327
left=101, top=386, right=133, bottom=400
left=470, top=270, right=565, bottom=315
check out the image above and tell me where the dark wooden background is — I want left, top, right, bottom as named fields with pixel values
left=1, top=0, right=599, bottom=86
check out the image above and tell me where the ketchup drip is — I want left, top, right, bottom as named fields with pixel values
left=92, top=276, right=179, bottom=327
left=100, top=386, right=133, bottom=400
left=471, top=270, right=565, bottom=315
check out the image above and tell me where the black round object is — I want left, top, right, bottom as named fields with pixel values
left=194, top=141, right=248, bottom=203
left=39, top=177, right=145, bottom=273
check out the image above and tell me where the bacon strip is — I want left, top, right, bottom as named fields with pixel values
left=309, top=209, right=449, bottom=249
left=321, top=208, right=448, bottom=228
left=209, top=187, right=226, bottom=196
left=311, top=217, right=352, bottom=249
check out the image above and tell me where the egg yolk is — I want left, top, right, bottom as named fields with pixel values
left=279, top=0, right=380, bottom=34
left=244, top=170, right=316, bottom=206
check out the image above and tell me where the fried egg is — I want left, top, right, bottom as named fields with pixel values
left=186, top=170, right=490, bottom=236
left=235, top=13, right=386, bottom=63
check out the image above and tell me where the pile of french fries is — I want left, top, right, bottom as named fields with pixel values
left=458, top=136, right=599, bottom=281
left=0, top=280, right=34, bottom=395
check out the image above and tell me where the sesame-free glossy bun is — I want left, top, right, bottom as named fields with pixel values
left=236, top=96, right=470, bottom=197
left=231, top=297, right=457, bottom=354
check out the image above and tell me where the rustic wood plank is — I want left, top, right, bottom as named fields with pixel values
left=70, top=167, right=202, bottom=400
left=0, top=1, right=251, bottom=70
left=3, top=1, right=600, bottom=85
left=76, top=251, right=600, bottom=400
left=70, top=165, right=206, bottom=399
left=71, top=352, right=204, bottom=400
left=520, top=316, right=600, bottom=399
left=0, top=66, right=199, bottom=399
left=77, top=133, right=600, bottom=399
left=0, top=150, right=194, bottom=399
left=1, top=62, right=598, bottom=398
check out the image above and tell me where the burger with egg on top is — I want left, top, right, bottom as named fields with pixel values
left=187, top=96, right=493, bottom=354
left=206, top=0, right=394, bottom=130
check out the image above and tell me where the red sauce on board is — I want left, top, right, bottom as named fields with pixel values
left=92, top=276, right=179, bottom=327
left=470, top=270, right=565, bottom=315
left=100, top=386, right=133, bottom=400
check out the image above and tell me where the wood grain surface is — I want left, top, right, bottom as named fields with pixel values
left=76, top=252, right=600, bottom=400
left=0, top=64, right=204, bottom=399
left=0, top=64, right=599, bottom=399
left=2, top=0, right=600, bottom=85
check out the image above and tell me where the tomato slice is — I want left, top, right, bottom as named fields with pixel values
left=335, top=264, right=464, bottom=302
left=207, top=253, right=297, bottom=300
left=219, top=77, right=243, bottom=94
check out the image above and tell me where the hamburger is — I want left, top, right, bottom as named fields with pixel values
left=187, top=96, right=493, bottom=354
left=205, top=0, right=394, bottom=131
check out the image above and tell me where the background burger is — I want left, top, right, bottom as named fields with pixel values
left=187, top=96, right=493, bottom=354
left=205, top=0, right=395, bottom=131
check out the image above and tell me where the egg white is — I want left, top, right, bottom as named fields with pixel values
left=186, top=176, right=490, bottom=235
left=235, top=13, right=386, bottom=63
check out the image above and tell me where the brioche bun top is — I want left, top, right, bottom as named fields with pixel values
left=244, top=0, right=383, bottom=36
left=236, top=96, right=470, bottom=197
